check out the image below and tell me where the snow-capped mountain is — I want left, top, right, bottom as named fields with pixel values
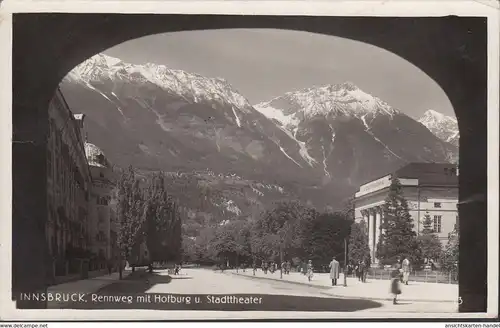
left=61, top=54, right=458, bottom=210
left=255, top=83, right=458, bottom=184
left=418, top=109, right=459, bottom=147
left=255, top=82, right=398, bottom=129
left=67, top=54, right=253, bottom=113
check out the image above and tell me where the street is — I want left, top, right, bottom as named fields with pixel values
left=64, top=268, right=458, bottom=313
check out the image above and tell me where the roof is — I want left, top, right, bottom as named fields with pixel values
left=357, top=162, right=458, bottom=193
left=394, top=162, right=458, bottom=187
left=84, top=142, right=111, bottom=168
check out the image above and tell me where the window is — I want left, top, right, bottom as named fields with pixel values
left=433, top=215, right=442, bottom=233
left=434, top=202, right=442, bottom=208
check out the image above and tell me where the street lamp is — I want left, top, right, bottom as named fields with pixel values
left=280, top=246, right=283, bottom=280
left=344, top=238, right=348, bottom=287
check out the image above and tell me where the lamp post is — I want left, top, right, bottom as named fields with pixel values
left=280, top=246, right=283, bottom=280
left=344, top=237, right=348, bottom=287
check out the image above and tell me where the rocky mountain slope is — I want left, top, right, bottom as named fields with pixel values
left=255, top=83, right=458, bottom=184
left=418, top=109, right=459, bottom=147
left=61, top=54, right=458, bottom=216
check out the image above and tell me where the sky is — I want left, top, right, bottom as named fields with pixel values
left=104, top=29, right=455, bottom=119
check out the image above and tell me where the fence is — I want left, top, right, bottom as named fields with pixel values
left=362, top=268, right=458, bottom=284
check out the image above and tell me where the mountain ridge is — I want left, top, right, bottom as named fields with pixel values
left=62, top=54, right=458, bottom=214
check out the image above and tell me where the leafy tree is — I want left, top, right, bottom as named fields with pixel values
left=417, top=212, right=443, bottom=265
left=210, top=219, right=252, bottom=266
left=348, top=221, right=371, bottom=265
left=441, top=219, right=459, bottom=276
left=376, top=177, right=421, bottom=265
left=251, top=201, right=312, bottom=263
left=113, top=166, right=146, bottom=278
left=143, top=172, right=182, bottom=264
left=302, top=211, right=352, bottom=268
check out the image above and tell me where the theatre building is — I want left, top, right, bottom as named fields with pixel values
left=353, top=162, right=459, bottom=266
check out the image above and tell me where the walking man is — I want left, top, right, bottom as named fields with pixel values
left=358, top=260, right=366, bottom=283
left=329, top=256, right=340, bottom=286
left=402, top=257, right=411, bottom=285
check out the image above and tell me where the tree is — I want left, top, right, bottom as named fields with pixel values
left=143, top=172, right=182, bottom=264
left=348, top=221, right=371, bottom=265
left=376, top=177, right=421, bottom=265
left=441, top=219, right=459, bottom=277
left=417, top=212, right=442, bottom=266
left=113, top=166, right=146, bottom=279
left=251, top=201, right=312, bottom=263
left=210, top=219, right=252, bottom=266
left=302, top=211, right=352, bottom=269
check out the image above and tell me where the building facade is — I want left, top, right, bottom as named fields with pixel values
left=353, top=163, right=459, bottom=266
left=46, top=88, right=93, bottom=280
left=85, top=142, right=118, bottom=271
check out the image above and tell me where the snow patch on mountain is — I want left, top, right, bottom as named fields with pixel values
left=255, top=82, right=399, bottom=120
left=84, top=80, right=127, bottom=119
left=254, top=102, right=300, bottom=130
left=66, top=53, right=255, bottom=114
left=418, top=109, right=459, bottom=145
left=231, top=107, right=242, bottom=127
left=361, top=114, right=406, bottom=161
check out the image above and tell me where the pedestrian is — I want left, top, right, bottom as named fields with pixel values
left=358, top=260, right=366, bottom=283
left=306, top=260, right=314, bottom=282
left=363, top=258, right=370, bottom=282
left=329, top=256, right=340, bottom=286
left=402, top=257, right=411, bottom=285
left=285, top=261, right=291, bottom=275
left=390, top=269, right=402, bottom=304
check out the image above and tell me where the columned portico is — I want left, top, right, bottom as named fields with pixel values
left=360, top=207, right=383, bottom=265
left=374, top=206, right=383, bottom=257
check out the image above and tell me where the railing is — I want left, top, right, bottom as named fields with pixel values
left=361, top=268, right=458, bottom=284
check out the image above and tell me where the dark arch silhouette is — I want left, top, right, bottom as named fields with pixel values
left=12, top=14, right=487, bottom=312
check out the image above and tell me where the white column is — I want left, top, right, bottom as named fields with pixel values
left=375, top=207, right=381, bottom=263
left=368, top=209, right=375, bottom=264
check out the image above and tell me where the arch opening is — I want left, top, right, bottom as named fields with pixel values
left=12, top=14, right=487, bottom=312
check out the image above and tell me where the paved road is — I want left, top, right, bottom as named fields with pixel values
left=66, top=268, right=457, bottom=313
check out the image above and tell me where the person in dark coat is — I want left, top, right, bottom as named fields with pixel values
left=390, top=269, right=402, bottom=304
left=359, top=261, right=367, bottom=283
left=329, top=257, right=340, bottom=286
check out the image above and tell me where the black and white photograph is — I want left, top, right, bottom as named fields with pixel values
left=0, top=0, right=498, bottom=322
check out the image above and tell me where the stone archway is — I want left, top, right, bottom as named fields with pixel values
left=12, top=14, right=487, bottom=311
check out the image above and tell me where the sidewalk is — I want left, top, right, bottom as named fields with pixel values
left=230, top=270, right=458, bottom=303
left=47, top=270, right=132, bottom=309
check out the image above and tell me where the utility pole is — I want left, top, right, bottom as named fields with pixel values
left=344, top=238, right=348, bottom=287
left=280, top=247, right=283, bottom=279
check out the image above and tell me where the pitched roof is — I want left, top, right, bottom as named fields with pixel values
left=394, top=162, right=458, bottom=187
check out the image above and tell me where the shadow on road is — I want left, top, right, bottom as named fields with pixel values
left=66, top=271, right=383, bottom=312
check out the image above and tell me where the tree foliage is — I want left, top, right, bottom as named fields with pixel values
left=114, top=166, right=146, bottom=258
left=417, top=211, right=442, bottom=263
left=143, top=172, right=182, bottom=263
left=376, top=177, right=421, bottom=265
left=348, top=221, right=371, bottom=265
left=440, top=219, right=459, bottom=273
left=112, top=167, right=183, bottom=264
